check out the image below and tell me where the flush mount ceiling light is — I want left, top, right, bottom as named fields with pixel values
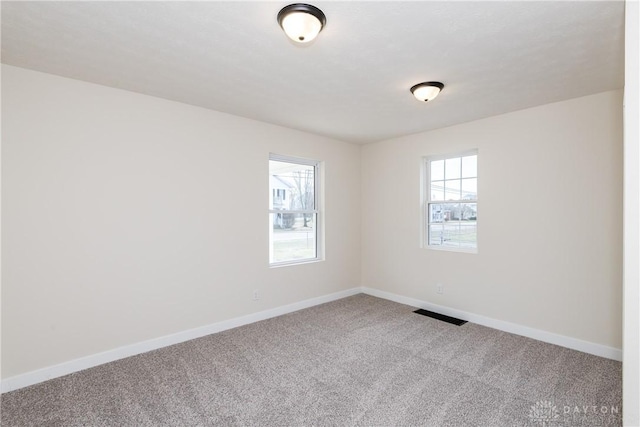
left=410, top=82, right=444, bottom=102
left=277, top=3, right=326, bottom=44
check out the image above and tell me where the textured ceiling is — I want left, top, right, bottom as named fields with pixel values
left=1, top=1, right=625, bottom=144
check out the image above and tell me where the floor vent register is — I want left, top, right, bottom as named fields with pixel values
left=413, top=308, right=468, bottom=326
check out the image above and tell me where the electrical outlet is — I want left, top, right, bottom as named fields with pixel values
left=436, top=283, right=443, bottom=295
left=253, top=290, right=260, bottom=301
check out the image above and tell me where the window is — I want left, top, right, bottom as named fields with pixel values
left=269, top=154, right=321, bottom=265
left=424, top=151, right=477, bottom=251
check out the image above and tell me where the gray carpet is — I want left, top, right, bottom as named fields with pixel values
left=0, top=294, right=622, bottom=426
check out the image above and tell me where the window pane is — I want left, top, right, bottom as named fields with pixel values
left=444, top=179, right=461, bottom=200
left=429, top=203, right=446, bottom=224
left=460, top=202, right=477, bottom=221
left=461, top=178, right=477, bottom=200
left=269, top=160, right=315, bottom=210
left=461, top=155, right=477, bottom=178
left=271, top=213, right=316, bottom=263
left=428, top=203, right=477, bottom=249
left=431, top=159, right=444, bottom=181
left=445, top=157, right=461, bottom=180
left=429, top=223, right=450, bottom=246
left=441, top=219, right=477, bottom=248
left=431, top=180, right=445, bottom=201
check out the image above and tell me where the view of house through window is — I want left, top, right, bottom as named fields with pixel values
left=426, top=152, right=477, bottom=251
left=269, top=155, right=319, bottom=265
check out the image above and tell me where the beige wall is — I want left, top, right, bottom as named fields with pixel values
left=1, top=64, right=625, bottom=381
left=1, top=65, right=361, bottom=378
left=361, top=90, right=623, bottom=349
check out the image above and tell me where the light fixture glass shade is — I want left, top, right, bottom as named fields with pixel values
left=278, top=4, right=326, bottom=44
left=411, top=82, right=444, bottom=102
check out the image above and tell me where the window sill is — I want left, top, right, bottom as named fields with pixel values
left=425, top=245, right=478, bottom=254
left=269, top=258, right=325, bottom=268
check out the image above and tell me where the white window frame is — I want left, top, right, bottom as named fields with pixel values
left=423, top=150, right=478, bottom=253
left=269, top=153, right=323, bottom=267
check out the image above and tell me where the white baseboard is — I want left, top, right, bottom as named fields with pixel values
left=2, top=286, right=621, bottom=393
left=361, top=287, right=622, bottom=362
left=0, top=287, right=362, bottom=393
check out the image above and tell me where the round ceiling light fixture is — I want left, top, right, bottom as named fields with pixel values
left=410, top=82, right=444, bottom=102
left=277, top=3, right=326, bottom=44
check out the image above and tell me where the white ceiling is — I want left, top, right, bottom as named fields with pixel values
left=1, top=1, right=625, bottom=144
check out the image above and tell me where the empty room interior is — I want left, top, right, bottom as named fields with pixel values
left=1, top=1, right=639, bottom=426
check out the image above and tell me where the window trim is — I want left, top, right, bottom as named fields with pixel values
left=423, top=150, right=478, bottom=254
left=269, top=153, right=323, bottom=267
